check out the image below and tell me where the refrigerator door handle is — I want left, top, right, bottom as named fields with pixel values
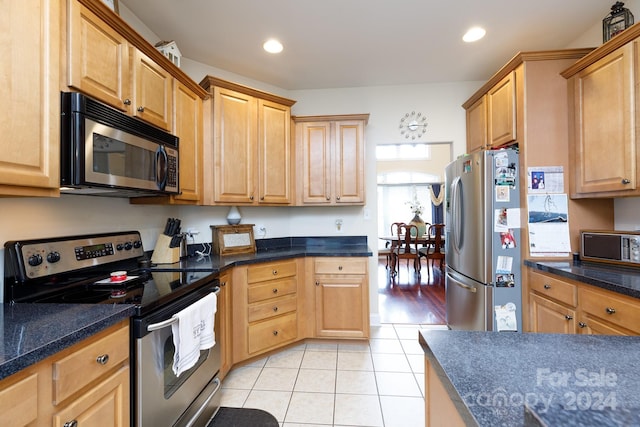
left=450, top=278, right=477, bottom=293
left=451, top=176, right=463, bottom=252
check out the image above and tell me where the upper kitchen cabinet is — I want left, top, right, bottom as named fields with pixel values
left=0, top=0, right=61, bottom=197
left=562, top=26, right=640, bottom=198
left=464, top=49, right=614, bottom=255
left=293, top=115, right=369, bottom=205
left=67, top=0, right=172, bottom=131
left=199, top=76, right=296, bottom=206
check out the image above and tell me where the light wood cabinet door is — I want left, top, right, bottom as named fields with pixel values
left=218, top=271, right=232, bottom=378
left=258, top=99, right=291, bottom=204
left=67, top=0, right=130, bottom=112
left=578, top=286, right=640, bottom=335
left=314, top=257, right=369, bottom=339
left=0, top=0, right=60, bottom=196
left=298, top=121, right=332, bottom=204
left=173, top=81, right=203, bottom=202
left=571, top=43, right=635, bottom=195
left=487, top=71, right=517, bottom=147
left=213, top=86, right=256, bottom=203
left=529, top=293, right=577, bottom=334
left=132, top=49, right=173, bottom=131
left=334, top=120, right=365, bottom=204
left=465, top=95, right=487, bottom=153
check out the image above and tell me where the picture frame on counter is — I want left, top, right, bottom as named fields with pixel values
left=101, top=0, right=119, bottom=14
left=211, top=224, right=256, bottom=255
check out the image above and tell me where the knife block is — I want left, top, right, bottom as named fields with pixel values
left=151, top=234, right=180, bottom=264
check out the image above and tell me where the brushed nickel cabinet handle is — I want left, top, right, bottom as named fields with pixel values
left=96, top=354, right=109, bottom=365
left=64, top=420, right=78, bottom=427
left=543, top=284, right=551, bottom=289
left=137, top=106, right=145, bottom=112
left=605, top=307, right=616, bottom=315
left=622, top=178, right=631, bottom=184
left=578, top=322, right=587, bottom=328
left=565, top=314, right=573, bottom=321
left=123, top=98, right=131, bottom=105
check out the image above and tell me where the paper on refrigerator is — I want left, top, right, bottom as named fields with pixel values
left=527, top=194, right=571, bottom=256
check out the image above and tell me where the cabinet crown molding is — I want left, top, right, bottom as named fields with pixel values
left=292, top=114, right=370, bottom=123
left=199, top=75, right=296, bottom=106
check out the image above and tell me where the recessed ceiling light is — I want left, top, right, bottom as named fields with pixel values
left=463, top=27, right=486, bottom=43
left=263, top=39, right=283, bottom=54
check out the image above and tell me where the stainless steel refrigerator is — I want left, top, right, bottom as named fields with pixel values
left=445, top=148, right=522, bottom=331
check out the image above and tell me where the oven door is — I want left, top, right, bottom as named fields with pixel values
left=133, top=283, right=221, bottom=427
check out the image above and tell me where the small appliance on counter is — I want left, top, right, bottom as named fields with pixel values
left=580, top=230, right=640, bottom=267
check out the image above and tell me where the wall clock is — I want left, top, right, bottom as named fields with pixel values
left=399, top=111, right=428, bottom=140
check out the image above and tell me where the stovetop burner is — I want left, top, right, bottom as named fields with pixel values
left=3, top=231, right=217, bottom=316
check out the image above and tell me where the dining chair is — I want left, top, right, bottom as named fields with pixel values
left=391, top=223, right=421, bottom=280
left=419, top=223, right=445, bottom=281
left=379, top=222, right=405, bottom=270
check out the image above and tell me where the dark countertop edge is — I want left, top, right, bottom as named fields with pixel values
left=419, top=331, right=480, bottom=427
left=524, top=259, right=640, bottom=299
left=0, top=305, right=135, bottom=381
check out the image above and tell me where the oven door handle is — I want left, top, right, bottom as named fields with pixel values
left=146, top=287, right=220, bottom=332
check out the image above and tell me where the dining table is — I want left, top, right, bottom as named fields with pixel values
left=379, top=234, right=445, bottom=276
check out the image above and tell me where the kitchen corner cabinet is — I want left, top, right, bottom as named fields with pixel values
left=231, top=260, right=299, bottom=362
left=314, top=257, right=370, bottom=339
left=200, top=76, right=296, bottom=206
left=294, top=115, right=369, bottom=205
left=0, top=0, right=60, bottom=197
left=562, top=39, right=638, bottom=197
left=0, top=321, right=130, bottom=426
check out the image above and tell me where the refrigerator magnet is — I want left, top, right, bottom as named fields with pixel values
left=495, top=274, right=515, bottom=287
left=496, top=255, right=513, bottom=274
left=495, top=185, right=510, bottom=202
left=500, top=230, right=516, bottom=249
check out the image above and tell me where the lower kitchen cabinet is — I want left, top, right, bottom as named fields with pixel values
left=231, top=259, right=300, bottom=362
left=526, top=267, right=640, bottom=336
left=217, top=270, right=232, bottom=379
left=424, top=359, right=465, bottom=427
left=314, top=257, right=370, bottom=339
left=0, top=320, right=130, bottom=426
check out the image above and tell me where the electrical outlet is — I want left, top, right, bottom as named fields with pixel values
left=186, top=229, right=200, bottom=237
left=254, top=224, right=267, bottom=238
left=335, top=219, right=343, bottom=233
left=363, top=208, right=370, bottom=220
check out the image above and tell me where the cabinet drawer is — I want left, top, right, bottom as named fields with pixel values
left=0, top=372, right=38, bottom=426
left=248, top=294, right=297, bottom=323
left=248, top=312, right=297, bottom=354
left=579, top=287, right=640, bottom=334
left=315, top=257, right=367, bottom=275
left=52, top=324, right=129, bottom=404
left=247, top=260, right=297, bottom=283
left=529, top=271, right=577, bottom=307
left=248, top=277, right=296, bottom=303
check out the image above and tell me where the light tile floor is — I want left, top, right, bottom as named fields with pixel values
left=220, top=323, right=448, bottom=427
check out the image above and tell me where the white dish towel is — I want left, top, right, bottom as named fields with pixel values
left=171, top=292, right=217, bottom=376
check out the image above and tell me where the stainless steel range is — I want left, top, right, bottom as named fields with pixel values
left=4, top=231, right=222, bottom=427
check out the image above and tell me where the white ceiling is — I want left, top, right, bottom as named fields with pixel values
left=121, top=0, right=614, bottom=90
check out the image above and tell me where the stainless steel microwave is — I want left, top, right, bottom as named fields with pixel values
left=581, top=230, right=640, bottom=267
left=60, top=92, right=179, bottom=197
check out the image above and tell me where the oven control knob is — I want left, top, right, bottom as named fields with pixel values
left=116, top=243, right=124, bottom=251
left=28, top=253, right=43, bottom=266
left=133, top=240, right=142, bottom=249
left=46, top=251, right=61, bottom=263
left=124, top=242, right=133, bottom=250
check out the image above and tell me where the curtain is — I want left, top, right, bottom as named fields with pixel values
left=430, top=183, right=444, bottom=225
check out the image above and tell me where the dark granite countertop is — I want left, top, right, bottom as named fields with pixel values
left=419, top=330, right=640, bottom=427
left=154, top=236, right=373, bottom=273
left=0, top=303, right=135, bottom=381
left=524, top=260, right=640, bottom=299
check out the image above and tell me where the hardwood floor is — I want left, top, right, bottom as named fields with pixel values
left=377, top=256, right=446, bottom=325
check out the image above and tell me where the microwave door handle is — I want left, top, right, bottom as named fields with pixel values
left=156, top=145, right=168, bottom=191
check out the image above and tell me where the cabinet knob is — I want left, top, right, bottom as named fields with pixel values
left=96, top=354, right=109, bottom=365
left=220, top=281, right=227, bottom=287
left=315, top=281, right=320, bottom=286
left=336, top=196, right=341, bottom=200
left=605, top=307, right=616, bottom=315
left=543, top=284, right=551, bottom=289
left=272, top=288, right=278, bottom=294
left=338, top=265, right=343, bottom=271
left=578, top=322, right=587, bottom=328
left=326, top=196, right=331, bottom=200
left=273, top=306, right=278, bottom=312
left=137, top=106, right=145, bottom=112
left=272, top=270, right=278, bottom=275
left=123, top=98, right=131, bottom=105
left=250, top=195, right=254, bottom=201
left=273, top=330, right=279, bottom=336
left=64, top=421, right=78, bottom=427
left=565, top=314, right=573, bottom=321
left=260, top=196, right=265, bottom=200
left=622, top=178, right=631, bottom=184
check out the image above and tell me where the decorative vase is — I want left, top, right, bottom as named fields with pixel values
left=226, top=206, right=242, bottom=225
left=409, top=214, right=427, bottom=237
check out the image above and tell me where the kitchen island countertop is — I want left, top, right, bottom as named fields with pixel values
left=419, top=329, right=640, bottom=426
left=0, top=303, right=135, bottom=381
